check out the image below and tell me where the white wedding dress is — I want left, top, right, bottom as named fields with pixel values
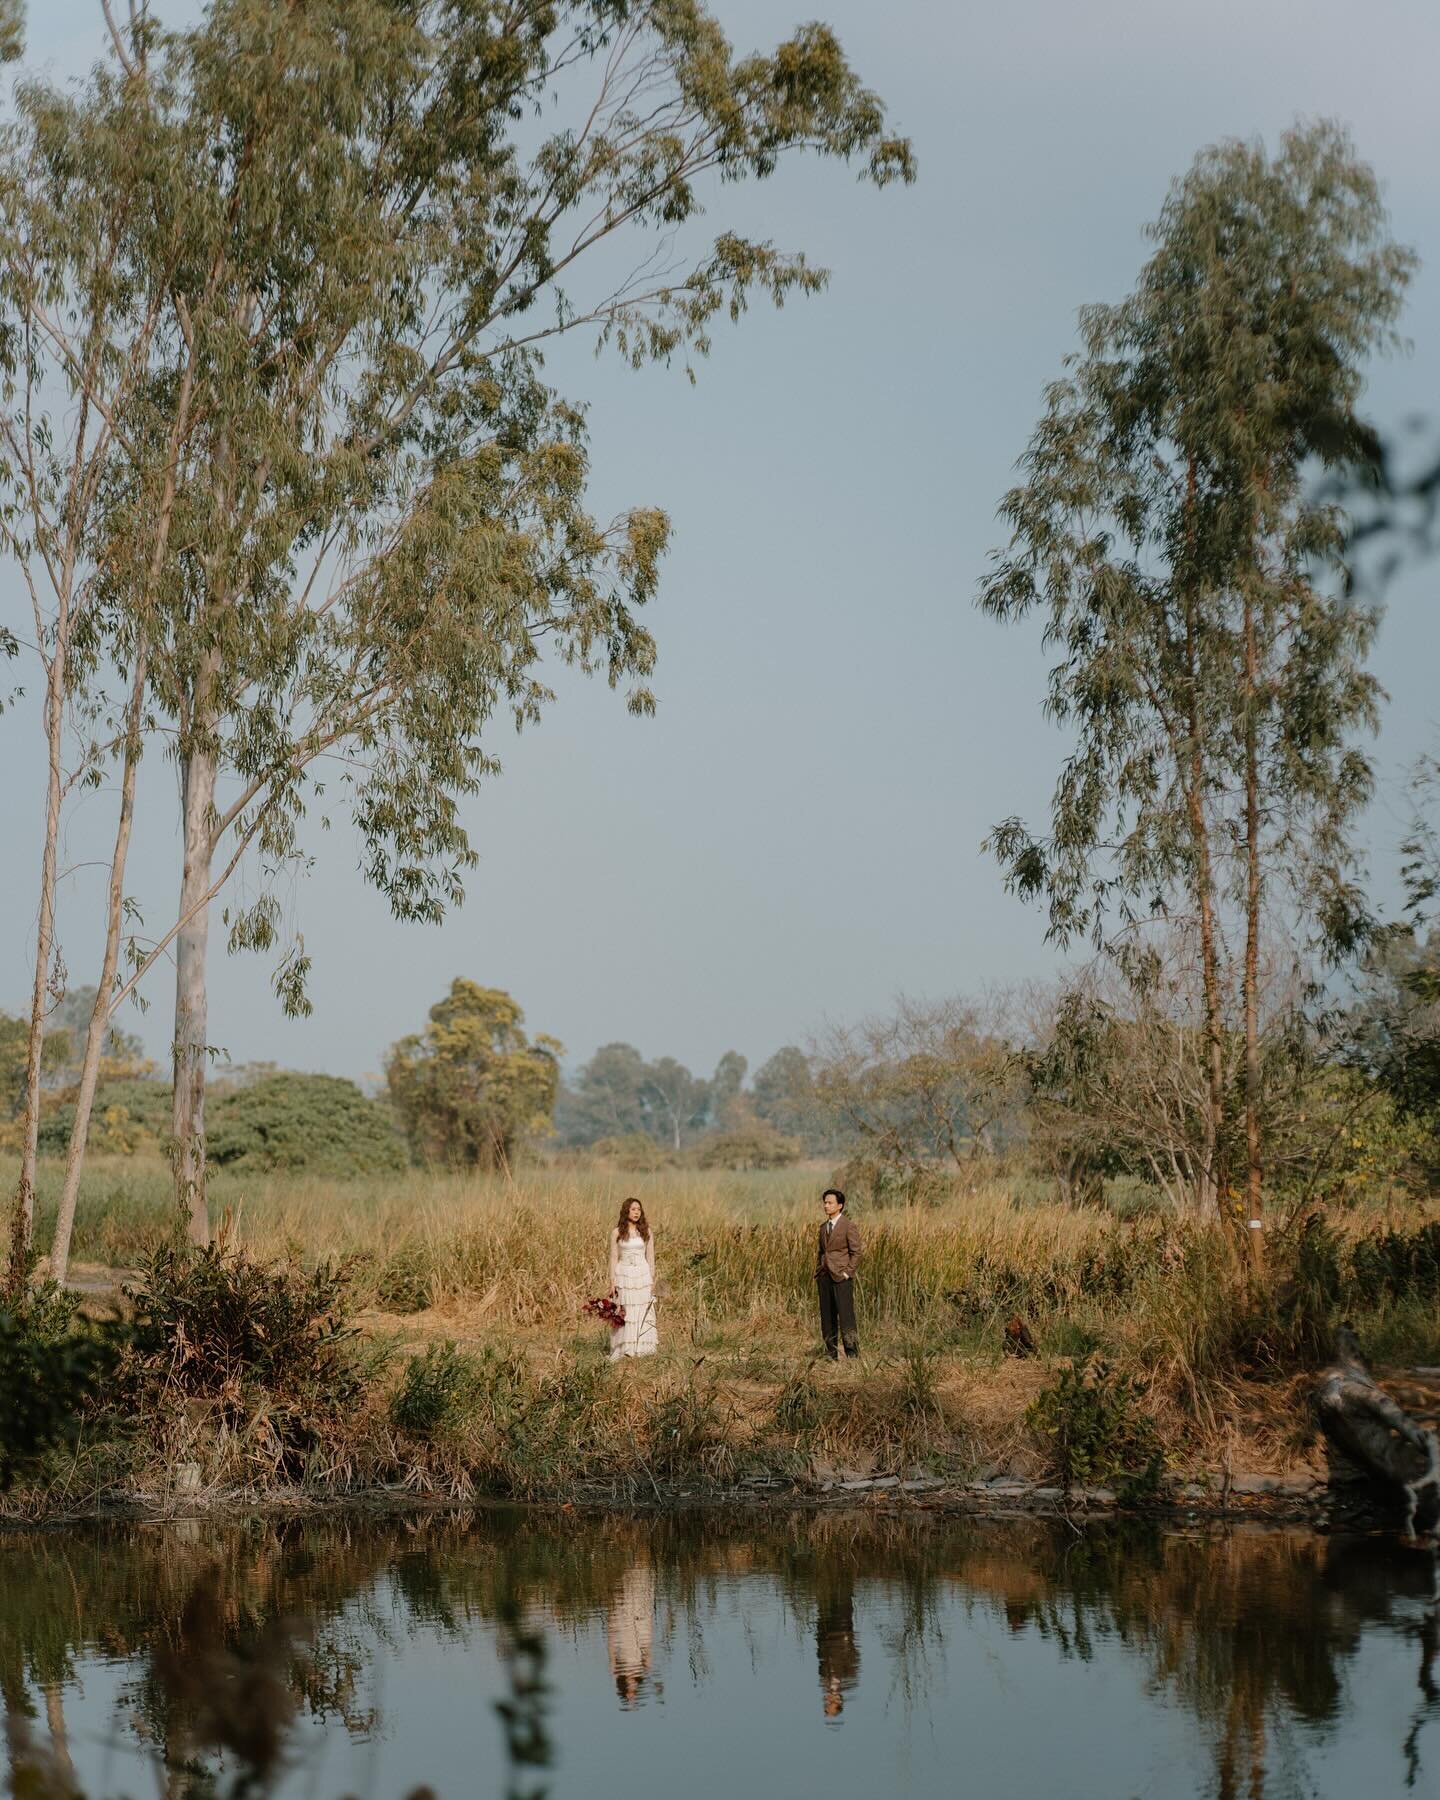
left=611, top=1232, right=658, bottom=1359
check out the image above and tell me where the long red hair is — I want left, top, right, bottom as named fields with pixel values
left=616, top=1197, right=650, bottom=1242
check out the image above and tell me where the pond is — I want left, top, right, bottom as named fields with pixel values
left=1, top=1509, right=1436, bottom=1798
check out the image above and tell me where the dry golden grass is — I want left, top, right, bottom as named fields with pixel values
left=9, top=1151, right=1439, bottom=1508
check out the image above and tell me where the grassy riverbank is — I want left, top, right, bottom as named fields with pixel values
left=5, top=1154, right=1440, bottom=1519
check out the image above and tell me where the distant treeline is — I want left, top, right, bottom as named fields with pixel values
left=0, top=979, right=842, bottom=1178
left=554, top=1041, right=837, bottom=1157
left=9, top=891, right=1440, bottom=1209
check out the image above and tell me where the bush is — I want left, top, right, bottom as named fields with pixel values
left=207, top=1073, right=407, bottom=1177
left=590, top=1133, right=677, bottom=1170
left=830, top=1153, right=949, bottom=1209
left=1347, top=1218, right=1440, bottom=1306
left=375, top=1242, right=436, bottom=1314
left=126, top=1244, right=358, bottom=1403
left=644, top=1376, right=732, bottom=1479
left=692, top=1124, right=802, bottom=1171
left=390, top=1341, right=483, bottom=1439
left=1026, top=1356, right=1164, bottom=1494
left=37, top=1077, right=172, bottom=1156
left=0, top=1273, right=123, bottom=1489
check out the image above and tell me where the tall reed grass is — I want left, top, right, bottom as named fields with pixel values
left=13, top=1152, right=1440, bottom=1407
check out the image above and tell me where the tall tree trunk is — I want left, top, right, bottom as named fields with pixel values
left=1183, top=596, right=1226, bottom=1223
left=6, top=618, right=68, bottom=1296
left=43, top=1684, right=78, bottom=1797
left=50, top=350, right=191, bottom=1276
left=49, top=649, right=148, bottom=1285
left=1242, top=588, right=1264, bottom=1271
left=173, top=747, right=217, bottom=1246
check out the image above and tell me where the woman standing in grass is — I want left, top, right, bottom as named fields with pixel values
left=610, top=1197, right=658, bottom=1359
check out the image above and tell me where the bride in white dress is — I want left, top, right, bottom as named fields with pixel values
left=609, top=1198, right=658, bottom=1359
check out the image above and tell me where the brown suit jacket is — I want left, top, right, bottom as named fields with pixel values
left=816, top=1213, right=861, bottom=1281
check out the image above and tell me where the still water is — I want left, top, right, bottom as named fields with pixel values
left=1, top=1509, right=1437, bottom=1799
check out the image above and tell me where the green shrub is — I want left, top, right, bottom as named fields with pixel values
left=376, top=1242, right=436, bottom=1313
left=896, top=1341, right=943, bottom=1420
left=692, top=1125, right=802, bottom=1171
left=36, top=1072, right=408, bottom=1175
left=830, top=1153, right=948, bottom=1209
left=207, top=1074, right=407, bottom=1177
left=1026, top=1356, right=1163, bottom=1495
left=0, top=1274, right=124, bottom=1489
left=770, top=1368, right=827, bottom=1436
left=205, top=1072, right=405, bottom=1173
left=37, top=1077, right=172, bottom=1155
left=390, top=1341, right=483, bottom=1439
left=645, top=1377, right=732, bottom=1479
left=1273, top=1213, right=1347, bottom=1365
left=591, top=1133, right=677, bottom=1170
left=1347, top=1219, right=1440, bottom=1306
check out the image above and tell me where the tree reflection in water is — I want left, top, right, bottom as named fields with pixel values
left=0, top=1511, right=1436, bottom=1797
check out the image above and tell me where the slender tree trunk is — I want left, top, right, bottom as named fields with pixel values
left=173, top=747, right=217, bottom=1246
left=6, top=619, right=68, bottom=1295
left=49, top=650, right=148, bottom=1285
left=50, top=348, right=192, bottom=1275
left=1242, top=588, right=1264, bottom=1271
left=43, top=1684, right=78, bottom=1797
left=1183, top=602, right=1226, bottom=1223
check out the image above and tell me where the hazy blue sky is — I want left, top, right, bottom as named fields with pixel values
left=3, top=0, right=1438, bottom=1085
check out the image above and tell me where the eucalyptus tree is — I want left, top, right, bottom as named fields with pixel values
left=638, top=1054, right=709, bottom=1150
left=979, top=122, right=1412, bottom=1237
left=31, top=0, right=911, bottom=1249
left=0, top=4, right=209, bottom=1286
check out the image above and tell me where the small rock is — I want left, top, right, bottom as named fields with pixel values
left=870, top=1476, right=900, bottom=1489
left=1031, top=1487, right=1064, bottom=1502
left=1228, top=1475, right=1280, bottom=1496
left=841, top=1478, right=873, bottom=1490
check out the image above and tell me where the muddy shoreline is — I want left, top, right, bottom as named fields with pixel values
left=4, top=1465, right=1406, bottom=1537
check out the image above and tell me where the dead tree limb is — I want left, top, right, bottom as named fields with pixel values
left=1314, top=1328, right=1440, bottom=1536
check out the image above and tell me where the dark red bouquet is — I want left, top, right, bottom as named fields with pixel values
left=584, top=1295, right=626, bottom=1330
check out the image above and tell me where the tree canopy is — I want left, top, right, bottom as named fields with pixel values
left=386, top=981, right=562, bottom=1169
left=0, top=0, right=913, bottom=1265
left=979, top=121, right=1413, bottom=1227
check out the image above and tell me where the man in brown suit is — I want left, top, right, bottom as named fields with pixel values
left=815, top=1188, right=861, bottom=1360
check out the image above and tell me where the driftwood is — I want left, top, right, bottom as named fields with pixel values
left=1314, top=1327, right=1440, bottom=1536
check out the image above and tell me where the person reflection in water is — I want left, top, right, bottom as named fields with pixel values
left=608, top=1561, right=657, bottom=1709
left=815, top=1563, right=861, bottom=1720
